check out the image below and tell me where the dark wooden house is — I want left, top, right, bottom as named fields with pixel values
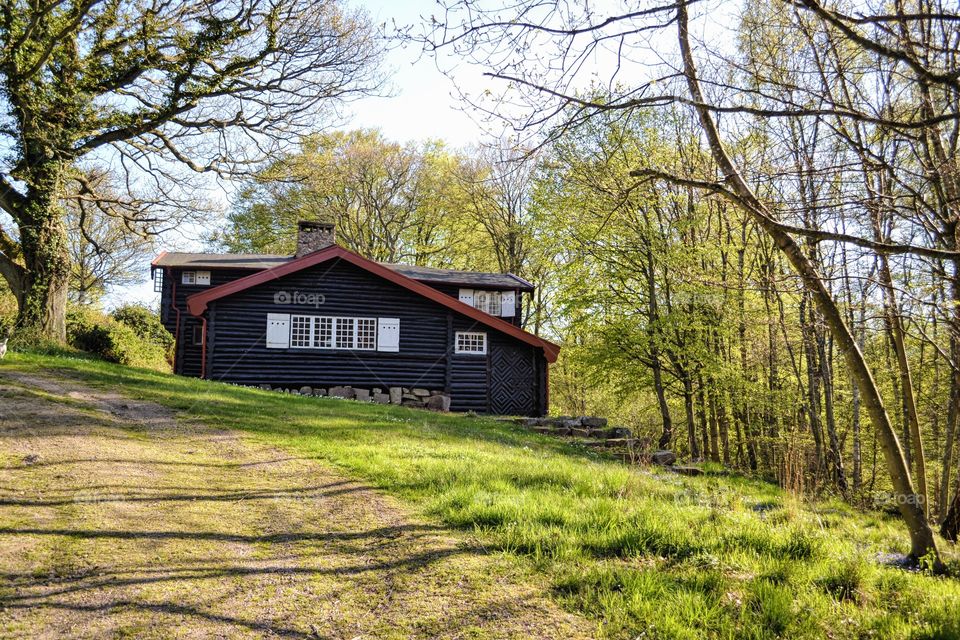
left=151, top=222, right=558, bottom=415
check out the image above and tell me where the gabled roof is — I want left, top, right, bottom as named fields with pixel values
left=152, top=252, right=291, bottom=270
left=152, top=251, right=534, bottom=291
left=184, top=245, right=560, bottom=362
left=380, top=263, right=534, bottom=291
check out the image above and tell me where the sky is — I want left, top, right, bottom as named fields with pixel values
left=115, top=0, right=496, bottom=309
left=111, top=0, right=734, bottom=309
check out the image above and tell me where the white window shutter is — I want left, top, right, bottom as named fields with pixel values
left=266, top=313, right=290, bottom=349
left=196, top=271, right=211, bottom=286
left=501, top=291, right=516, bottom=317
left=458, top=288, right=474, bottom=306
left=377, top=318, right=400, bottom=352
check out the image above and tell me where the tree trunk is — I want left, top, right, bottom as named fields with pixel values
left=943, top=475, right=960, bottom=542
left=820, top=334, right=847, bottom=492
left=644, top=244, right=674, bottom=449
left=682, top=374, right=700, bottom=460
left=878, top=250, right=928, bottom=515
left=940, top=266, right=960, bottom=519
left=707, top=383, right=721, bottom=463
left=16, top=161, right=70, bottom=341
left=673, top=0, right=940, bottom=565
left=696, top=374, right=710, bottom=460
left=800, top=293, right=825, bottom=477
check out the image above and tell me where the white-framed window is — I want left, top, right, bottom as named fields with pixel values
left=153, top=269, right=164, bottom=293
left=290, top=315, right=313, bottom=348
left=474, top=290, right=502, bottom=316
left=455, top=331, right=487, bottom=355
left=336, top=317, right=355, bottom=349
left=460, top=288, right=518, bottom=317
left=357, top=318, right=377, bottom=350
left=315, top=316, right=333, bottom=348
left=288, top=315, right=378, bottom=351
left=181, top=270, right=211, bottom=286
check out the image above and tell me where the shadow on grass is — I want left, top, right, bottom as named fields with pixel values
left=0, top=481, right=383, bottom=506
left=5, top=598, right=329, bottom=639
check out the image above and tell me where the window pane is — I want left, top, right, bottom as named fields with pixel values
left=356, top=318, right=376, bottom=350
left=336, top=318, right=355, bottom=349
left=290, top=316, right=313, bottom=348
left=315, top=316, right=333, bottom=348
left=456, top=331, right=486, bottom=354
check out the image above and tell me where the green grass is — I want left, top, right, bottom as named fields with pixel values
left=7, top=351, right=960, bottom=639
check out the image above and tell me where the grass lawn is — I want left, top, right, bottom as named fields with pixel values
left=6, top=351, right=960, bottom=639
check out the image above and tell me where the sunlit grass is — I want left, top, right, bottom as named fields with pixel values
left=10, top=351, right=960, bottom=639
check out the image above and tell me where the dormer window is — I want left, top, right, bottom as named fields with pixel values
left=182, top=271, right=211, bottom=286
left=458, top=288, right=516, bottom=317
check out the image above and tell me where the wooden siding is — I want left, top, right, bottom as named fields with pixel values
left=159, top=267, right=254, bottom=377
left=201, top=258, right=545, bottom=414
left=160, top=258, right=547, bottom=415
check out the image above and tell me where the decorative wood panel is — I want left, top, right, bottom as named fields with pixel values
left=490, top=345, right=535, bottom=415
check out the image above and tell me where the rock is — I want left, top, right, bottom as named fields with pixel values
left=569, top=428, right=592, bottom=438
left=402, top=392, right=419, bottom=401
left=354, top=388, right=371, bottom=402
left=430, top=390, right=444, bottom=396
left=532, top=426, right=555, bottom=435
left=425, top=394, right=451, bottom=412
left=258, top=384, right=272, bottom=390
left=389, top=387, right=403, bottom=404
left=651, top=450, right=677, bottom=466
left=290, top=390, right=301, bottom=395
left=372, top=388, right=382, bottom=394
left=314, top=388, right=327, bottom=397
left=23, top=454, right=39, bottom=465
left=412, top=388, right=431, bottom=397
left=299, top=386, right=312, bottom=396
left=328, top=386, right=354, bottom=399
left=373, top=392, right=391, bottom=404
left=582, top=416, right=608, bottom=428
left=561, top=418, right=582, bottom=429
left=612, top=427, right=633, bottom=438
left=670, top=465, right=704, bottom=476
left=516, top=417, right=542, bottom=427
left=402, top=399, right=424, bottom=408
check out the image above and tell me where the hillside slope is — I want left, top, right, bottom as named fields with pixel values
left=3, top=352, right=960, bottom=639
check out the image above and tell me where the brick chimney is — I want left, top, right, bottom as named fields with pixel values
left=296, top=220, right=336, bottom=257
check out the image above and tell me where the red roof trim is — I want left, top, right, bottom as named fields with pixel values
left=185, top=245, right=561, bottom=362
left=150, top=251, right=168, bottom=268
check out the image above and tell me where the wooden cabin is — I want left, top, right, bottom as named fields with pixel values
left=151, top=222, right=558, bottom=415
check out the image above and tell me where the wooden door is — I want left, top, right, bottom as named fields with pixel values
left=490, top=344, right=536, bottom=416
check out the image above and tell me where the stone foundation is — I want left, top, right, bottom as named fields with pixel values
left=251, top=384, right=452, bottom=412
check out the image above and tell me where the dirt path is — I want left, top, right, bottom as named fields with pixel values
left=0, top=371, right=592, bottom=639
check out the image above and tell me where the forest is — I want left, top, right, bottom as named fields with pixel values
left=1, top=0, right=959, bottom=570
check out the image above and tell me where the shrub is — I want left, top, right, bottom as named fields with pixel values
left=111, top=304, right=174, bottom=365
left=111, top=305, right=173, bottom=349
left=67, top=307, right=170, bottom=371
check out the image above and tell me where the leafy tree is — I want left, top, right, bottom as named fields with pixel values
left=0, top=0, right=383, bottom=340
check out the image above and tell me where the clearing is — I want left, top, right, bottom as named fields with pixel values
left=2, top=352, right=960, bottom=639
